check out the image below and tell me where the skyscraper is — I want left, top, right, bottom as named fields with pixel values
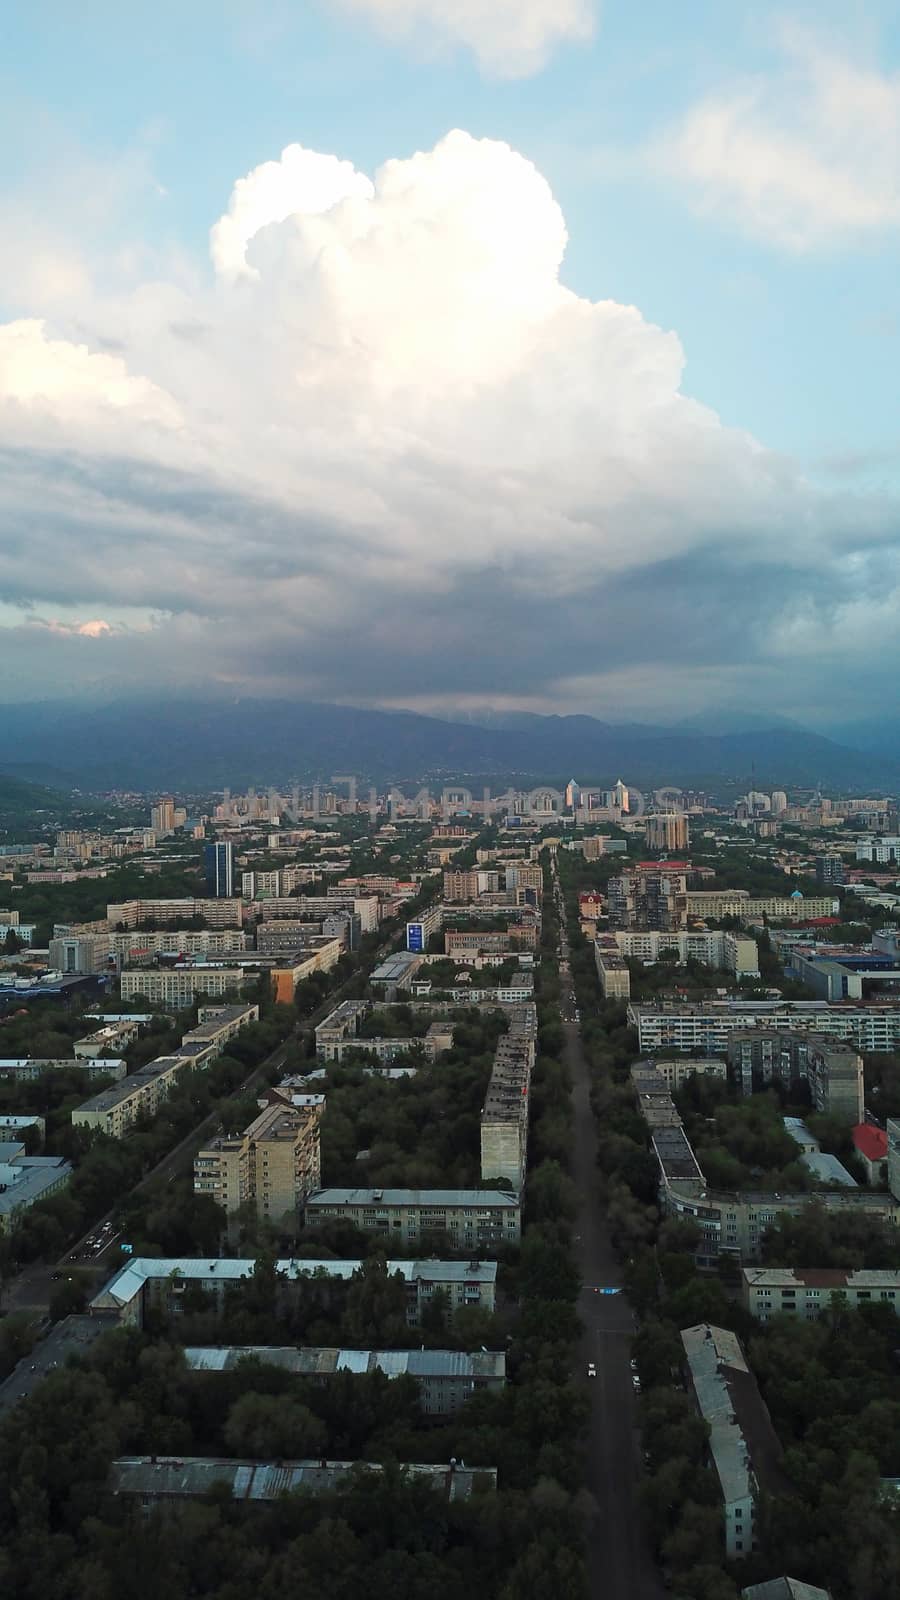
left=204, top=841, right=234, bottom=898
left=150, top=796, right=176, bottom=836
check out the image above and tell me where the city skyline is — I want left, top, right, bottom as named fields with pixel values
left=2, top=4, right=899, bottom=724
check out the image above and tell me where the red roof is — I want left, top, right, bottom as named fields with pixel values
left=852, top=1123, right=888, bottom=1163
left=799, top=917, right=840, bottom=927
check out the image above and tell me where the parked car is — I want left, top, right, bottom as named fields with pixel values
left=587, top=1362, right=597, bottom=1379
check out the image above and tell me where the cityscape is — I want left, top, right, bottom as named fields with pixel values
left=3, top=3, right=900, bottom=1598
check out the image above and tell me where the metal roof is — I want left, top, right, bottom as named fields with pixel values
left=90, top=1256, right=498, bottom=1312
left=307, top=1188, right=519, bottom=1208
left=183, top=1346, right=506, bottom=1381
left=109, top=1456, right=497, bottom=1502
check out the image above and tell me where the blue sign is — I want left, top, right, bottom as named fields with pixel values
left=597, top=1287, right=619, bottom=1295
left=407, top=924, right=424, bottom=952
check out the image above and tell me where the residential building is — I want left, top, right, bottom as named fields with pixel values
left=91, top=1255, right=498, bottom=1328
left=0, top=1146, right=71, bottom=1231
left=74, top=1020, right=143, bottom=1058
left=305, top=1187, right=521, bottom=1248
left=578, top=835, right=628, bottom=860
left=150, top=797, right=176, bottom=837
left=888, top=1119, right=900, bottom=1202
left=852, top=1122, right=888, bottom=1184
left=816, top=855, right=845, bottom=888
left=110, top=1456, right=496, bottom=1505
left=445, top=925, right=537, bottom=955
left=681, top=1323, right=787, bottom=1559
left=480, top=1005, right=537, bottom=1189
left=677, top=892, right=838, bottom=924
left=204, top=841, right=234, bottom=899
left=742, top=1581, right=832, bottom=1600
left=612, top=928, right=760, bottom=977
left=72, top=1057, right=190, bottom=1138
left=630, top=999, right=900, bottom=1057
left=595, top=947, right=631, bottom=1000
left=108, top=898, right=242, bottom=929
left=646, top=813, right=690, bottom=852
left=607, top=865, right=689, bottom=931
left=726, top=1033, right=864, bottom=1124
left=641, top=1058, right=727, bottom=1091
left=443, top=870, right=481, bottom=902
left=182, top=1345, right=505, bottom=1416
left=241, top=870, right=282, bottom=900
left=120, top=968, right=248, bottom=1008
left=742, top=1266, right=900, bottom=1321
left=109, top=928, right=249, bottom=961
left=0, top=1113, right=45, bottom=1142
left=194, top=1099, right=324, bottom=1220
left=0, top=1057, right=126, bottom=1082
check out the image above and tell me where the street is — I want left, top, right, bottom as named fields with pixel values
left=553, top=862, right=665, bottom=1599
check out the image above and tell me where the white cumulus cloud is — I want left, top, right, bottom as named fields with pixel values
left=334, top=0, right=596, bottom=78
left=0, top=127, right=897, bottom=718
left=655, top=24, right=900, bottom=249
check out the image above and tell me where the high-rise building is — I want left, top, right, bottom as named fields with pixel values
left=194, top=1098, right=324, bottom=1221
left=771, top=791, right=788, bottom=815
left=816, top=854, right=844, bottom=887
left=150, top=796, right=176, bottom=836
left=204, top=841, right=234, bottom=898
left=646, top=813, right=690, bottom=853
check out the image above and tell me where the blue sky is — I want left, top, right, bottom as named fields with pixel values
left=1, top=1, right=899, bottom=723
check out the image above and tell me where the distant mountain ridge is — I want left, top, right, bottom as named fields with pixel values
left=0, top=697, right=896, bottom=793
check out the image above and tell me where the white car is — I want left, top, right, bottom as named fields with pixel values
left=587, top=1362, right=597, bottom=1379
left=632, top=1374, right=642, bottom=1393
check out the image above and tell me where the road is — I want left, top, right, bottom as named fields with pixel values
left=552, top=859, right=665, bottom=1599
left=0, top=1313, right=113, bottom=1414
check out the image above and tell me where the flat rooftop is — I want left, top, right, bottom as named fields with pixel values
left=110, top=1456, right=497, bottom=1502
left=183, top=1346, right=506, bottom=1380
left=307, top=1187, right=519, bottom=1208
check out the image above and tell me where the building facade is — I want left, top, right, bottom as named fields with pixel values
left=305, top=1187, right=521, bottom=1248
left=742, top=1266, right=900, bottom=1321
left=194, top=1099, right=324, bottom=1221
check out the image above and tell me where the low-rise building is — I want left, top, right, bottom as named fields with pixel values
left=642, top=1057, right=727, bottom=1090
left=90, top=1254, right=498, bottom=1328
left=74, top=1019, right=143, bottom=1058
left=594, top=947, right=631, bottom=1000
left=742, top=1266, right=900, bottom=1321
left=742, top=1581, right=832, bottom=1600
left=852, top=1122, right=888, bottom=1184
left=183, top=1345, right=505, bottom=1415
left=0, top=1146, right=72, bottom=1232
left=0, top=1057, right=126, bottom=1082
left=72, top=1057, right=188, bottom=1138
left=681, top=1323, right=787, bottom=1559
left=120, top=968, right=249, bottom=1007
left=110, top=1456, right=496, bottom=1505
left=305, top=1187, right=521, bottom=1248
left=0, top=1113, right=45, bottom=1142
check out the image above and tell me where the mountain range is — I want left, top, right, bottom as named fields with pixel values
left=1, top=697, right=896, bottom=794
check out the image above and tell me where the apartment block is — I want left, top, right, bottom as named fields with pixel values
left=194, top=1099, right=324, bottom=1221
left=445, top=925, right=538, bottom=955
left=641, top=1057, right=727, bottom=1091
left=91, top=1254, right=498, bottom=1328
left=646, top=813, right=690, bottom=853
left=630, top=999, right=900, bottom=1056
left=107, top=898, right=242, bottom=929
left=726, top=1032, right=864, bottom=1124
left=677, top=892, right=838, bottom=925
left=109, top=928, right=249, bottom=960
left=120, top=968, right=249, bottom=1008
left=0, top=1057, right=126, bottom=1083
left=256, top=897, right=379, bottom=932
left=72, top=1056, right=188, bottom=1138
left=241, top=870, right=282, bottom=900
left=595, top=947, right=632, bottom=1000
left=183, top=1344, right=505, bottom=1416
left=110, top=1456, right=496, bottom=1505
left=607, top=865, right=689, bottom=931
left=305, top=1187, right=521, bottom=1248
left=612, top=929, right=760, bottom=977
left=742, top=1266, right=900, bottom=1321
left=681, top=1323, right=786, bottom=1559
left=74, top=1020, right=143, bottom=1058
left=480, top=1005, right=537, bottom=1189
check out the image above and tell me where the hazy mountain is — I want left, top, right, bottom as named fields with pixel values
left=0, top=698, right=897, bottom=793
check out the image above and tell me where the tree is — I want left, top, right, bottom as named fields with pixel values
left=223, top=1390, right=326, bottom=1458
left=3, top=928, right=20, bottom=955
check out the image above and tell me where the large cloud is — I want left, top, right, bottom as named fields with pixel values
left=0, top=129, right=898, bottom=719
left=333, top=0, right=596, bottom=78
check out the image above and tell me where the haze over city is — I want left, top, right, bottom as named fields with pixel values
left=3, top=2, right=899, bottom=726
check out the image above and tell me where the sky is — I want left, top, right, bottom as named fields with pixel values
left=1, top=0, right=899, bottom=728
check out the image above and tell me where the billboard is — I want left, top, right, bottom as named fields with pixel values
left=407, top=922, right=424, bottom=952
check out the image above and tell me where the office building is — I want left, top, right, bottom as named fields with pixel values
left=91, top=1254, right=498, bottom=1328
left=480, top=1005, right=537, bottom=1189
left=182, top=1345, right=505, bottom=1416
left=445, top=925, right=537, bottom=955
left=305, top=1187, right=521, bottom=1248
left=742, top=1266, right=900, bottom=1321
left=0, top=1146, right=72, bottom=1232
left=204, top=841, right=234, bottom=899
left=0, top=920, right=35, bottom=946
left=646, top=813, right=690, bottom=853
left=681, top=1323, right=786, bottom=1559
left=110, top=1456, right=496, bottom=1506
left=48, top=932, right=112, bottom=975
left=194, top=1099, right=324, bottom=1220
